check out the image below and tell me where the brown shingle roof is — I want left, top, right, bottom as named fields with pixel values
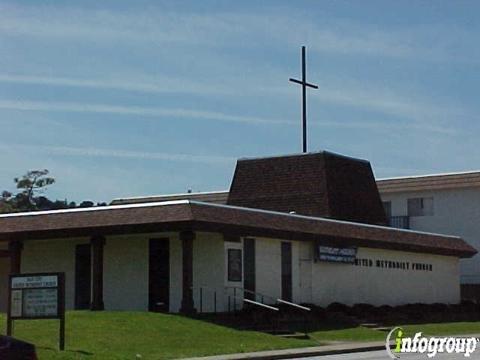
left=0, top=201, right=475, bottom=258
left=227, top=151, right=388, bottom=225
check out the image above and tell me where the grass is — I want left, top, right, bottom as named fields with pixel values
left=0, top=311, right=316, bottom=359
left=2, top=311, right=480, bottom=359
left=309, top=322, right=480, bottom=343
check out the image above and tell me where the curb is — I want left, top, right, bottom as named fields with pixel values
left=181, top=342, right=390, bottom=360
left=182, top=333, right=480, bottom=360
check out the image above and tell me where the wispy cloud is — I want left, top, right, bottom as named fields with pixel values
left=0, top=74, right=235, bottom=96
left=0, top=73, right=468, bottom=135
left=0, top=143, right=235, bottom=165
left=1, top=4, right=474, bottom=62
left=0, top=99, right=293, bottom=126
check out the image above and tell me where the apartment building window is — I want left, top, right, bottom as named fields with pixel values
left=382, top=201, right=392, bottom=218
left=408, top=197, right=434, bottom=216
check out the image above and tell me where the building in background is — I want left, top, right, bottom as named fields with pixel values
left=377, top=171, right=480, bottom=301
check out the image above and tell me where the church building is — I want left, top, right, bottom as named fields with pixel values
left=0, top=151, right=476, bottom=313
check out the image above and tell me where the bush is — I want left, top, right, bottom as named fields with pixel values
left=326, top=302, right=351, bottom=314
left=351, top=303, right=376, bottom=318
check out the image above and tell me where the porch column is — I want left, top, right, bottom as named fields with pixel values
left=8, top=240, right=23, bottom=274
left=90, top=235, right=105, bottom=311
left=180, top=230, right=196, bottom=314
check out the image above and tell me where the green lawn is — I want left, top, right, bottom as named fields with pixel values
left=2, top=312, right=480, bottom=359
left=310, top=322, right=480, bottom=343
left=0, top=311, right=316, bottom=359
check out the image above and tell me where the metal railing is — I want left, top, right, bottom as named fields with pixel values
left=224, top=286, right=311, bottom=313
left=194, top=285, right=310, bottom=315
left=389, top=216, right=410, bottom=229
left=193, top=285, right=311, bottom=335
left=191, top=285, right=220, bottom=313
left=225, top=286, right=277, bottom=307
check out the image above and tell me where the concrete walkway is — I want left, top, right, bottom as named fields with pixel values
left=182, top=333, right=480, bottom=360
left=181, top=341, right=389, bottom=360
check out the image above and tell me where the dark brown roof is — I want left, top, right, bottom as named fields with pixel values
left=0, top=200, right=475, bottom=258
left=227, top=151, right=388, bottom=225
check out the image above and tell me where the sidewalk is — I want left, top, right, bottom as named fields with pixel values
left=181, top=340, right=389, bottom=360
left=182, top=333, right=480, bottom=360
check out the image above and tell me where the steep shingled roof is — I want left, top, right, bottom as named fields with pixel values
left=227, top=151, right=388, bottom=225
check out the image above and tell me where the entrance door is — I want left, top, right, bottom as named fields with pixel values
left=281, top=242, right=292, bottom=301
left=243, top=238, right=255, bottom=300
left=75, top=244, right=91, bottom=309
left=149, top=238, right=170, bottom=312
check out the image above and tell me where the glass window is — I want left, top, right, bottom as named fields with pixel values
left=227, top=249, right=242, bottom=282
left=408, top=197, right=434, bottom=216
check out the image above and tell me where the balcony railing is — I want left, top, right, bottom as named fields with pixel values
left=389, top=216, right=410, bottom=229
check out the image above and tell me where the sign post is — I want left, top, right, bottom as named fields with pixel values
left=7, top=272, right=66, bottom=351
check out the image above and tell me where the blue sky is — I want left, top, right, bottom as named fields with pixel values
left=1, top=1, right=480, bottom=203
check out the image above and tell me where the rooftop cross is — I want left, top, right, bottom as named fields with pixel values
left=289, top=46, right=318, bottom=153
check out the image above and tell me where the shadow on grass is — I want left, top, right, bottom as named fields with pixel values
left=36, top=346, right=94, bottom=356
left=181, top=309, right=357, bottom=335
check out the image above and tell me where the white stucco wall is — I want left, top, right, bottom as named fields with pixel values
left=14, top=231, right=462, bottom=312
left=255, top=238, right=301, bottom=304
left=298, top=245, right=460, bottom=306
left=381, top=187, right=480, bottom=284
left=17, top=232, right=228, bottom=313
left=103, top=234, right=149, bottom=311
left=21, top=237, right=90, bottom=310
left=193, top=232, right=226, bottom=312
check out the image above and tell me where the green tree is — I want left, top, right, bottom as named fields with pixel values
left=14, top=169, right=55, bottom=210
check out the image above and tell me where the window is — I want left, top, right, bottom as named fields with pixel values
left=382, top=201, right=392, bottom=218
left=408, top=197, right=434, bottom=216
left=227, top=249, right=242, bottom=282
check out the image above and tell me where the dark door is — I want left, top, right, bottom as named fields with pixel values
left=243, top=238, right=256, bottom=300
left=75, top=244, right=91, bottom=309
left=281, top=242, right=292, bottom=301
left=149, top=238, right=170, bottom=312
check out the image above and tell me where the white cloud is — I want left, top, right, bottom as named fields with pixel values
left=0, top=73, right=468, bottom=135
left=0, top=74, right=235, bottom=96
left=0, top=143, right=235, bottom=165
left=0, top=99, right=293, bottom=126
left=0, top=3, right=472, bottom=62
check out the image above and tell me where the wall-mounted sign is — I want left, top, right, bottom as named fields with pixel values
left=227, top=249, right=243, bottom=282
left=7, top=272, right=65, bottom=350
left=317, top=246, right=357, bottom=264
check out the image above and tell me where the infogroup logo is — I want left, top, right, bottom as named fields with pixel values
left=386, top=327, right=479, bottom=358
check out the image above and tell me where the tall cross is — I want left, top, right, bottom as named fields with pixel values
left=289, top=46, right=318, bottom=153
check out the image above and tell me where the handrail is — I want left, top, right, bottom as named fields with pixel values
left=244, top=299, right=279, bottom=311
left=225, top=286, right=310, bottom=313
left=224, top=286, right=277, bottom=303
left=276, top=299, right=311, bottom=311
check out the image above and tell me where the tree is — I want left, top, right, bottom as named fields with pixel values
left=1, top=169, right=102, bottom=214
left=14, top=169, right=55, bottom=209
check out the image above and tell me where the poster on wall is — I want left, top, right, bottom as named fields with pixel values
left=227, top=249, right=243, bottom=281
left=316, top=246, right=357, bottom=264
